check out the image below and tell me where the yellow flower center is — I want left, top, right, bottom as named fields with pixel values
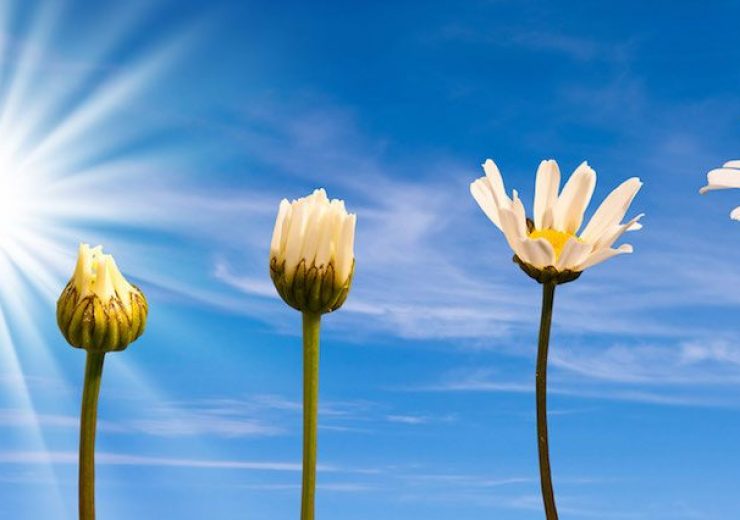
left=528, top=228, right=581, bottom=259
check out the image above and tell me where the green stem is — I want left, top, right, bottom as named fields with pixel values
left=79, top=351, right=105, bottom=520
left=301, top=312, right=321, bottom=520
left=536, top=282, right=558, bottom=520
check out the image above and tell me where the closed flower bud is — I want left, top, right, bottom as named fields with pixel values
left=269, top=189, right=356, bottom=314
left=57, top=244, right=148, bottom=352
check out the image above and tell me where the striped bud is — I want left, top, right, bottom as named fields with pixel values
left=269, top=189, right=356, bottom=314
left=57, top=244, right=148, bottom=352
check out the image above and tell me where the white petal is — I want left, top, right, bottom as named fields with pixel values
left=313, top=188, right=329, bottom=204
left=511, top=190, right=528, bottom=238
left=731, top=206, right=740, bottom=221
left=73, top=243, right=93, bottom=294
left=314, top=216, right=334, bottom=267
left=553, top=161, right=596, bottom=234
left=533, top=160, right=560, bottom=230
left=283, top=200, right=308, bottom=278
left=336, top=213, right=356, bottom=283
left=700, top=167, right=740, bottom=193
left=516, top=237, right=556, bottom=268
left=300, top=204, right=325, bottom=265
left=270, top=199, right=291, bottom=256
left=278, top=203, right=294, bottom=252
left=580, top=177, right=642, bottom=243
left=93, top=256, right=116, bottom=302
left=555, top=238, right=592, bottom=271
left=315, top=202, right=340, bottom=266
left=471, top=177, right=503, bottom=229
left=576, top=244, right=633, bottom=271
left=592, top=214, right=644, bottom=251
left=723, top=160, right=740, bottom=168
left=482, top=159, right=511, bottom=208
left=498, top=207, right=527, bottom=255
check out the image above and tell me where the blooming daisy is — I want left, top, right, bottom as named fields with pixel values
left=471, top=159, right=643, bottom=282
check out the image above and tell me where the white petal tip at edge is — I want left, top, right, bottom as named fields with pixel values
left=627, top=217, right=644, bottom=231
left=731, top=207, right=740, bottom=221
left=533, top=159, right=561, bottom=230
left=552, top=160, right=596, bottom=234
left=701, top=166, right=740, bottom=193
left=470, top=177, right=503, bottom=229
left=482, top=159, right=511, bottom=207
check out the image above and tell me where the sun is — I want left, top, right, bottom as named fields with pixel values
left=0, top=2, right=191, bottom=516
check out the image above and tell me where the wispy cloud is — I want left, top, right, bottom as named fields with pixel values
left=0, top=406, right=279, bottom=438
left=0, top=393, right=453, bottom=440
left=551, top=338, right=740, bottom=386
left=385, top=413, right=457, bottom=425
left=188, top=94, right=739, bottom=348
left=0, top=450, right=304, bottom=472
left=419, top=355, right=740, bottom=408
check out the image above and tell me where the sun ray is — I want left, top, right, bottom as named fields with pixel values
left=0, top=305, right=66, bottom=515
left=0, top=4, right=154, bottom=166
left=18, top=33, right=189, bottom=181
left=0, top=2, right=197, bottom=516
left=0, top=2, right=58, bottom=126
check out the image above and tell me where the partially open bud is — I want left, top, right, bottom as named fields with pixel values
left=57, top=244, right=148, bottom=352
left=269, top=189, right=356, bottom=314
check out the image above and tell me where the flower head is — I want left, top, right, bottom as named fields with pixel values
left=700, top=160, right=740, bottom=221
left=471, top=159, right=643, bottom=284
left=270, top=189, right=356, bottom=314
left=57, top=244, right=148, bottom=352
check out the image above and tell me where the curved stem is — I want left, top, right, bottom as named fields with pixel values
left=536, top=282, right=558, bottom=520
left=79, top=351, right=105, bottom=520
left=301, top=312, right=321, bottom=520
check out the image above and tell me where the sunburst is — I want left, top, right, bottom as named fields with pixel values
left=0, top=2, right=193, bottom=515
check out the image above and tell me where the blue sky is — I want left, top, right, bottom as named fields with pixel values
left=0, top=0, right=738, bottom=518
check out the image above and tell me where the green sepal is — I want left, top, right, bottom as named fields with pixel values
left=513, top=255, right=582, bottom=285
left=292, top=261, right=307, bottom=311
left=91, top=297, right=107, bottom=350
left=320, top=264, right=335, bottom=308
left=270, top=256, right=355, bottom=315
left=129, top=296, right=141, bottom=345
left=306, top=266, right=322, bottom=313
left=56, top=287, right=148, bottom=353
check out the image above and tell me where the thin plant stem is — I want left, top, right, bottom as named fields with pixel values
left=301, top=312, right=321, bottom=520
left=79, top=351, right=105, bottom=520
left=536, top=281, right=558, bottom=520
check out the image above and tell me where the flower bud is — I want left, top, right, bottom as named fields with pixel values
left=57, top=244, right=148, bottom=352
left=269, top=189, right=356, bottom=314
